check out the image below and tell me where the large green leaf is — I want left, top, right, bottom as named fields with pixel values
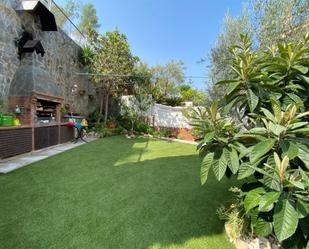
left=250, top=139, right=276, bottom=163
left=259, top=191, right=281, bottom=212
left=296, top=199, right=309, bottom=219
left=288, top=122, right=308, bottom=130
left=263, top=156, right=281, bottom=191
left=237, top=162, right=255, bottom=179
left=287, top=93, right=303, bottom=105
left=292, top=65, right=308, bottom=74
left=216, top=79, right=239, bottom=85
left=200, top=153, right=214, bottom=185
left=298, top=145, right=309, bottom=169
left=244, top=187, right=265, bottom=212
left=226, top=81, right=241, bottom=95
left=264, top=168, right=281, bottom=191
left=204, top=132, right=215, bottom=143
left=291, top=127, right=309, bottom=134
left=211, top=100, right=218, bottom=120
left=261, top=108, right=276, bottom=123
left=254, top=218, right=273, bottom=237
left=223, top=97, right=239, bottom=115
left=297, top=74, right=309, bottom=84
left=248, top=89, right=259, bottom=112
left=247, top=127, right=268, bottom=135
left=270, top=123, right=286, bottom=136
left=274, top=196, right=299, bottom=241
left=279, top=140, right=299, bottom=160
left=270, top=98, right=282, bottom=122
left=212, top=149, right=228, bottom=181
left=229, top=148, right=239, bottom=174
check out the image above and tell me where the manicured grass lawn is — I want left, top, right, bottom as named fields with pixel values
left=0, top=136, right=235, bottom=249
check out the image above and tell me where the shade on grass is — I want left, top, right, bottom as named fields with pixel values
left=0, top=137, right=235, bottom=249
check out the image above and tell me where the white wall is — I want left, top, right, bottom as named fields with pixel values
left=149, top=103, right=191, bottom=129
left=121, top=96, right=192, bottom=129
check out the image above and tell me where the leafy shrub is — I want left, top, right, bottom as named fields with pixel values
left=217, top=187, right=251, bottom=242
left=116, top=115, right=132, bottom=131
left=147, top=127, right=155, bottom=135
left=93, top=122, right=123, bottom=138
left=154, top=128, right=172, bottom=138
left=152, top=131, right=161, bottom=138
left=194, top=34, right=309, bottom=248
left=112, top=127, right=124, bottom=135
left=135, top=122, right=151, bottom=133
left=98, top=127, right=113, bottom=138
left=88, top=109, right=103, bottom=124
left=157, top=96, right=183, bottom=107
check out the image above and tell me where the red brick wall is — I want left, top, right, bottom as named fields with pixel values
left=8, top=96, right=32, bottom=125
left=155, top=127, right=196, bottom=141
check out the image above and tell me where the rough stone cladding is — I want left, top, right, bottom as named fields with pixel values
left=0, top=0, right=97, bottom=115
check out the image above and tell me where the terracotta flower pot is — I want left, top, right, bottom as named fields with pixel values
left=107, top=121, right=117, bottom=129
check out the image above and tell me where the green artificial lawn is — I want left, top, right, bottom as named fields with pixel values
left=0, top=136, right=235, bottom=249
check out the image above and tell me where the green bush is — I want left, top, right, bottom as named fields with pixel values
left=147, top=127, right=155, bottom=135
left=93, top=122, right=124, bottom=138
left=157, top=96, right=183, bottom=107
left=88, top=110, right=103, bottom=124
left=217, top=187, right=251, bottom=242
left=152, top=128, right=172, bottom=138
left=194, top=34, right=309, bottom=248
left=161, top=128, right=172, bottom=137
left=135, top=122, right=151, bottom=133
left=113, top=127, right=124, bottom=135
left=98, top=128, right=113, bottom=138
left=116, top=115, right=132, bottom=131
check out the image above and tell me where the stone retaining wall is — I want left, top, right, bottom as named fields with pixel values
left=0, top=0, right=97, bottom=115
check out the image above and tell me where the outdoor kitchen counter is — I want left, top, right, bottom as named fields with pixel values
left=0, top=124, right=74, bottom=159
left=0, top=126, right=32, bottom=158
left=0, top=122, right=68, bottom=129
left=34, top=123, right=69, bottom=128
left=0, top=125, right=31, bottom=130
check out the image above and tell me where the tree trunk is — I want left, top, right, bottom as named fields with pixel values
left=104, top=92, right=109, bottom=125
left=131, top=120, right=134, bottom=135
left=99, top=90, right=104, bottom=116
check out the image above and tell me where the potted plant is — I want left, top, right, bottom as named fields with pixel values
left=107, top=116, right=117, bottom=129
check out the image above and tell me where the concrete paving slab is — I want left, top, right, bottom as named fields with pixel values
left=0, top=138, right=97, bottom=174
left=0, top=163, right=23, bottom=174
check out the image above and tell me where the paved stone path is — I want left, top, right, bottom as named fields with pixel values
left=0, top=138, right=97, bottom=174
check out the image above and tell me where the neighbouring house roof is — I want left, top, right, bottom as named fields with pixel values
left=15, top=0, right=57, bottom=31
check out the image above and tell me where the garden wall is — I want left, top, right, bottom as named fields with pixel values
left=0, top=0, right=97, bottom=115
left=150, top=103, right=190, bottom=128
left=149, top=104, right=195, bottom=141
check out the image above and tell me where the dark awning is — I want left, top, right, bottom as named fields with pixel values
left=16, top=1, right=57, bottom=31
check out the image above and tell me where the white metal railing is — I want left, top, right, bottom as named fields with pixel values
left=51, top=0, right=87, bottom=45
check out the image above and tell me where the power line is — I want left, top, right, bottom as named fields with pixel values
left=75, top=72, right=208, bottom=79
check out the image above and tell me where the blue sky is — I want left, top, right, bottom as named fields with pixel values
left=56, top=0, right=245, bottom=89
